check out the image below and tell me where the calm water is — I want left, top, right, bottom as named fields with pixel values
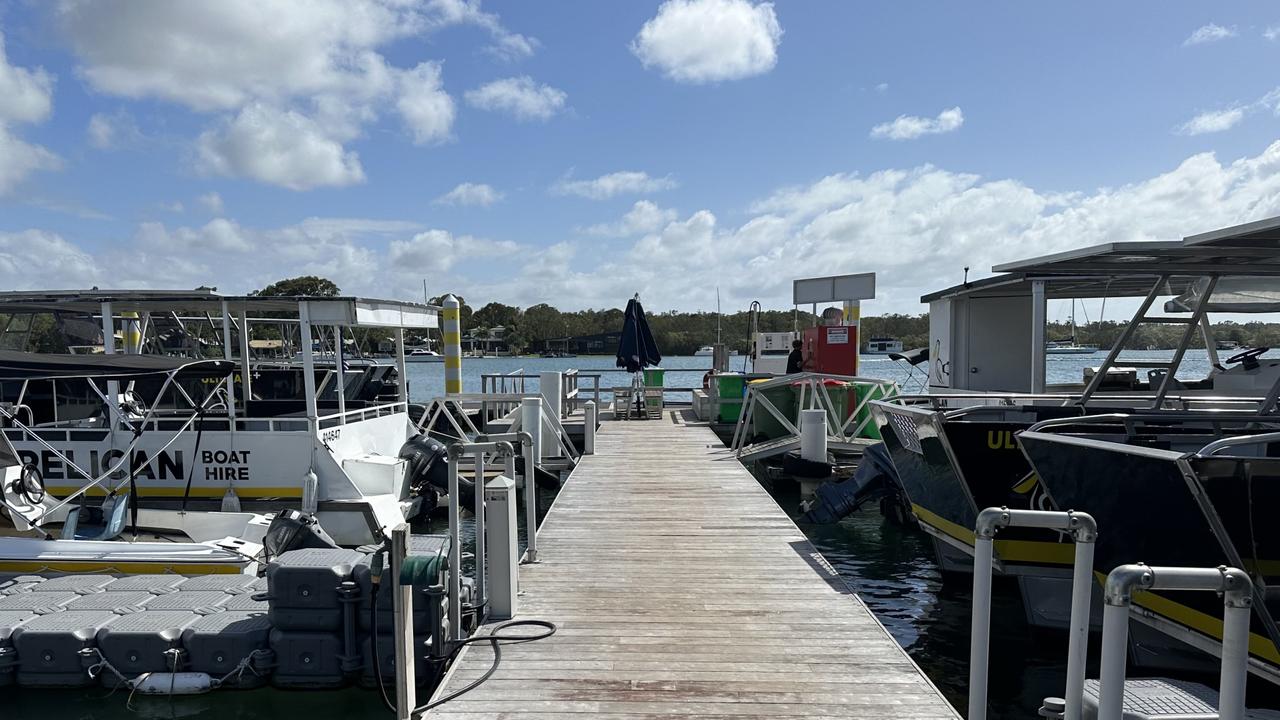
left=401, top=348, right=1271, bottom=403
left=11, top=350, right=1275, bottom=718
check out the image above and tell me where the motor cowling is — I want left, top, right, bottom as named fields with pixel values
left=263, top=509, right=339, bottom=558
left=399, top=434, right=474, bottom=507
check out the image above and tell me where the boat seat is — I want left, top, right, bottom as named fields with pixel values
left=62, top=492, right=130, bottom=541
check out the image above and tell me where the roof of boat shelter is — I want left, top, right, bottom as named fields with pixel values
left=924, top=216, right=1280, bottom=303
left=0, top=289, right=439, bottom=328
left=0, top=351, right=237, bottom=380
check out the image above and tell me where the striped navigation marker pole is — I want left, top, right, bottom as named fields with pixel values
left=443, top=294, right=463, bottom=395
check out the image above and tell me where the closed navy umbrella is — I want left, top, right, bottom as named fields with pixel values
left=615, top=296, right=661, bottom=374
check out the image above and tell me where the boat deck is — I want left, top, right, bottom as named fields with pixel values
left=429, top=410, right=959, bottom=719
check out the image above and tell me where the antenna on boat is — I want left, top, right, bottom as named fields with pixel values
left=963, top=266, right=970, bottom=287
left=716, top=286, right=722, bottom=344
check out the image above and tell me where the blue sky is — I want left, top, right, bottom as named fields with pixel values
left=1, top=1, right=1280, bottom=315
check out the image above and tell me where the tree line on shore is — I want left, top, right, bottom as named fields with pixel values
left=12, top=275, right=1280, bottom=356
left=436, top=297, right=1280, bottom=355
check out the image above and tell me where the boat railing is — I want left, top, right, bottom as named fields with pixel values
left=889, top=392, right=1271, bottom=419
left=479, top=372, right=603, bottom=420
left=316, top=400, right=410, bottom=428
left=1027, top=411, right=1280, bottom=435
left=730, top=373, right=903, bottom=458
left=1197, top=430, right=1280, bottom=457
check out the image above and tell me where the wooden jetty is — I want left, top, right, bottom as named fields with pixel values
left=430, top=409, right=959, bottom=719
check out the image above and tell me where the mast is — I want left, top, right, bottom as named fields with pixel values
left=1069, top=299, right=1077, bottom=345
left=716, top=286, right=722, bottom=344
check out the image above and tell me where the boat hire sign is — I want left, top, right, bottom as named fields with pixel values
left=4, top=429, right=313, bottom=498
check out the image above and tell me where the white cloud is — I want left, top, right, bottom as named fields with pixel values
left=1174, top=87, right=1280, bottom=137
left=464, top=76, right=566, bottom=121
left=420, top=0, right=539, bottom=61
left=552, top=171, right=678, bottom=200
left=389, top=229, right=517, bottom=273
left=397, top=62, right=455, bottom=145
left=1184, top=23, right=1237, bottom=46
left=86, top=110, right=141, bottom=149
left=0, top=31, right=59, bottom=195
left=1266, top=26, right=1280, bottom=42
left=196, top=103, right=366, bottom=190
left=0, top=126, right=61, bottom=195
left=871, top=107, right=964, bottom=140
left=584, top=200, right=678, bottom=236
left=0, top=230, right=100, bottom=289
left=1177, top=107, right=1245, bottom=135
left=12, top=140, right=1280, bottom=315
left=631, top=0, right=781, bottom=84
left=55, top=1, right=542, bottom=187
left=875, top=83, right=889, bottom=94
left=57, top=0, right=418, bottom=111
left=0, top=32, right=53, bottom=125
left=198, top=192, right=225, bottom=215
left=494, top=140, right=1280, bottom=312
left=434, top=182, right=503, bottom=206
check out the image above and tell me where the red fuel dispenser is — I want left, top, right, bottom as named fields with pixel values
left=801, top=324, right=859, bottom=376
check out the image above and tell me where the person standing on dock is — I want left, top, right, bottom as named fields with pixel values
left=786, top=339, right=808, bottom=374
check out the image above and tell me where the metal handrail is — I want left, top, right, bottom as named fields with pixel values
left=315, top=400, right=409, bottom=426
left=1198, top=431, right=1280, bottom=457
left=1028, top=412, right=1280, bottom=434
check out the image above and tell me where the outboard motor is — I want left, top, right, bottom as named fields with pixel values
left=264, top=509, right=340, bottom=559
left=399, top=434, right=474, bottom=508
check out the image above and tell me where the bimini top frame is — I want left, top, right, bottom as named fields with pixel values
left=920, top=216, right=1280, bottom=399
left=0, top=289, right=440, bottom=330
left=0, top=288, right=441, bottom=445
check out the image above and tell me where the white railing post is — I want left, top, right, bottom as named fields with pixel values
left=446, top=445, right=463, bottom=639
left=390, top=522, right=416, bottom=720
left=800, top=409, right=827, bottom=462
left=536, top=375, right=560, bottom=458
left=584, top=401, right=596, bottom=455
left=969, top=507, right=1097, bottom=720
left=520, top=398, right=542, bottom=562
left=473, top=450, right=486, bottom=609
left=1097, top=564, right=1252, bottom=720
left=484, top=475, right=518, bottom=620
left=968, top=530, right=996, bottom=720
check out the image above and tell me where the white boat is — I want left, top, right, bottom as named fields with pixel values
left=694, top=345, right=738, bottom=357
left=0, top=290, right=441, bottom=550
left=1045, top=340, right=1098, bottom=354
left=863, top=337, right=904, bottom=355
left=1046, top=299, right=1098, bottom=354
left=406, top=347, right=444, bottom=362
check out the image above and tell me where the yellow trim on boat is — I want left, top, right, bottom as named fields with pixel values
left=911, top=503, right=1075, bottom=566
left=47, top=486, right=303, bottom=498
left=1091, top=571, right=1280, bottom=665
left=0, top=560, right=246, bottom=574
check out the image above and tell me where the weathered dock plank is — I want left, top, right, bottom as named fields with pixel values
left=429, top=411, right=958, bottom=718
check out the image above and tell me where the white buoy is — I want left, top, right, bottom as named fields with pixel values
left=301, top=469, right=318, bottom=514
left=800, top=409, right=827, bottom=462
left=443, top=295, right=462, bottom=395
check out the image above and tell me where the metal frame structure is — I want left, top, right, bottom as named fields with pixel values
left=445, top=439, right=514, bottom=639
left=968, top=507, right=1096, bottom=720
left=1097, top=564, right=1252, bottom=720
left=729, top=372, right=900, bottom=462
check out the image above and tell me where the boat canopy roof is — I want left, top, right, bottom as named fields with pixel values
left=923, top=215, right=1280, bottom=304
left=0, top=289, right=439, bottom=329
left=0, top=350, right=237, bottom=380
